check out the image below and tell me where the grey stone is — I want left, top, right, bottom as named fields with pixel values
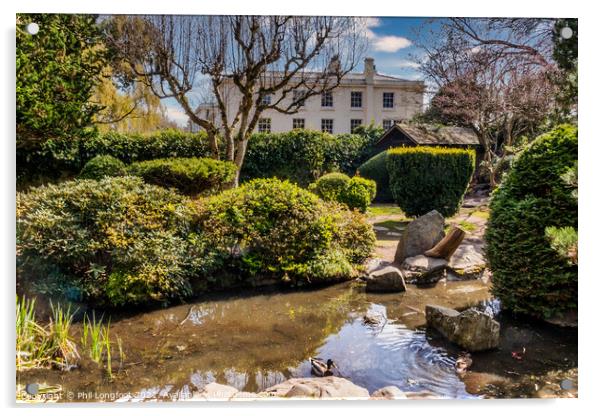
left=426, top=305, right=500, bottom=352
left=448, top=244, right=487, bottom=279
left=394, top=210, right=445, bottom=263
left=191, top=382, right=239, bottom=400
left=366, top=266, right=406, bottom=293
left=402, top=255, right=448, bottom=283
left=261, top=377, right=370, bottom=399
left=370, top=386, right=408, bottom=399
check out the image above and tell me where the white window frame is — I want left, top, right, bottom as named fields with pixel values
left=351, top=91, right=363, bottom=108
left=258, top=118, right=271, bottom=133
left=261, top=94, right=272, bottom=106
left=350, top=119, right=362, bottom=133
left=382, top=119, right=394, bottom=130
left=383, top=92, right=394, bottom=108
left=321, top=91, right=334, bottom=107
left=292, top=118, right=305, bottom=129
left=321, top=118, right=334, bottom=134
left=293, top=90, right=306, bottom=107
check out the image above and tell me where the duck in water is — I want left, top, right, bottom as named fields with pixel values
left=309, top=357, right=338, bottom=377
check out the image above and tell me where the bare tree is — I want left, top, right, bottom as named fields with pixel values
left=413, top=18, right=559, bottom=186
left=106, top=15, right=367, bottom=185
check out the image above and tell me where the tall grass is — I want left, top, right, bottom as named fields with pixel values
left=49, top=301, right=79, bottom=369
left=16, top=296, right=52, bottom=370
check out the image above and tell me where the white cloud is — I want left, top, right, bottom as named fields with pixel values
left=164, top=105, right=190, bottom=126
left=399, top=59, right=420, bottom=69
left=371, top=35, right=412, bottom=53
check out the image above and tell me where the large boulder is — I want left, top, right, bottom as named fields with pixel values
left=261, top=377, right=370, bottom=399
left=366, top=266, right=407, bottom=293
left=447, top=243, right=487, bottom=280
left=402, top=255, right=448, bottom=283
left=394, top=210, right=445, bottom=263
left=425, top=305, right=500, bottom=352
left=370, top=386, right=408, bottom=399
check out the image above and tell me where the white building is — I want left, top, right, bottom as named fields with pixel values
left=192, top=58, right=425, bottom=135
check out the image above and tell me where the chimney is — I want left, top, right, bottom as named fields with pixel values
left=364, top=57, right=375, bottom=84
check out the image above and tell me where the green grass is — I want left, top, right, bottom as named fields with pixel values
left=367, top=204, right=404, bottom=218
left=454, top=220, right=478, bottom=233
left=471, top=210, right=490, bottom=220
left=373, top=219, right=408, bottom=232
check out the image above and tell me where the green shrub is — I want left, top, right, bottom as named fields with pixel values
left=485, top=124, right=578, bottom=319
left=339, top=176, right=377, bottom=212
left=78, top=155, right=127, bottom=180
left=242, top=130, right=375, bottom=186
left=128, top=157, right=237, bottom=196
left=310, top=172, right=351, bottom=201
left=16, top=176, right=203, bottom=307
left=194, top=178, right=375, bottom=285
left=310, top=173, right=376, bottom=212
left=358, top=151, right=392, bottom=201
left=386, top=146, right=475, bottom=217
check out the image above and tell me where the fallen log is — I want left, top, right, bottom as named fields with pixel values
left=424, top=226, right=465, bottom=260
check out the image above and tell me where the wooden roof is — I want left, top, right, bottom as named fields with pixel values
left=377, top=123, right=480, bottom=146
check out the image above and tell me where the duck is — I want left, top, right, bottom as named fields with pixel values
left=455, top=352, right=473, bottom=376
left=309, top=357, right=337, bottom=377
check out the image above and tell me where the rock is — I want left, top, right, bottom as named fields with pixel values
left=366, top=266, right=406, bottom=293
left=394, top=210, right=445, bottom=263
left=425, top=305, right=500, bottom=352
left=404, top=391, right=443, bottom=399
left=261, top=377, right=370, bottom=399
left=448, top=244, right=487, bottom=280
left=192, top=382, right=239, bottom=400
left=402, top=255, right=448, bottom=283
left=370, top=386, right=407, bottom=399
left=230, top=391, right=261, bottom=400
left=363, top=311, right=385, bottom=326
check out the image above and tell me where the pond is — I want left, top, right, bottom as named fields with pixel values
left=18, top=279, right=577, bottom=401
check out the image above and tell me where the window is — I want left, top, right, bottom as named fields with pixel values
left=258, top=118, right=271, bottom=133
left=321, top=119, right=334, bottom=134
left=293, top=90, right=306, bottom=107
left=351, top=91, right=362, bottom=108
left=321, top=92, right=333, bottom=107
left=350, top=119, right=362, bottom=133
left=382, top=119, right=393, bottom=130
left=292, top=118, right=305, bottom=129
left=261, top=94, right=272, bottom=106
left=383, top=92, right=394, bottom=108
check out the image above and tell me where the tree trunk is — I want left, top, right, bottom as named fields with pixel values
left=424, top=226, right=465, bottom=260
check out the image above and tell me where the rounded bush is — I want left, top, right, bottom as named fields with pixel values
left=358, top=151, right=392, bottom=201
left=485, top=125, right=578, bottom=319
left=78, top=155, right=127, bottom=180
left=194, top=178, right=375, bottom=284
left=128, top=157, right=237, bottom=196
left=310, top=172, right=351, bottom=201
left=339, top=177, right=377, bottom=213
left=16, top=176, right=201, bottom=306
left=387, top=146, right=475, bottom=217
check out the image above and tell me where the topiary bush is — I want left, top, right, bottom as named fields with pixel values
left=339, top=176, right=377, bottom=213
left=387, top=146, right=475, bottom=217
left=358, top=151, right=392, bottom=202
left=78, top=155, right=127, bottom=180
left=193, top=178, right=375, bottom=285
left=485, top=124, right=578, bottom=319
left=128, top=157, right=237, bottom=196
left=310, top=173, right=376, bottom=213
left=16, top=176, right=205, bottom=307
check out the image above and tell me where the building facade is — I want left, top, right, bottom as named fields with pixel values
left=192, top=58, right=425, bottom=135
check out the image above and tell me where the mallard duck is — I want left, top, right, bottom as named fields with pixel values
left=455, top=353, right=473, bottom=376
left=309, top=357, right=337, bottom=377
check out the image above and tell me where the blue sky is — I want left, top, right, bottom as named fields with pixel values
left=164, top=17, right=432, bottom=125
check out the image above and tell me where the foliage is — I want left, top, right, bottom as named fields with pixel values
left=16, top=14, right=107, bottom=148
left=193, top=178, right=375, bottom=285
left=545, top=226, right=578, bottom=265
left=17, top=177, right=200, bottom=307
left=241, top=130, right=376, bottom=186
left=78, top=155, right=127, bottom=180
left=386, top=146, right=475, bottom=217
left=357, top=151, right=392, bottom=201
left=552, top=19, right=578, bottom=121
left=128, top=157, right=237, bottom=196
left=485, top=124, right=578, bottom=318
left=310, top=173, right=376, bottom=213
left=17, top=129, right=211, bottom=185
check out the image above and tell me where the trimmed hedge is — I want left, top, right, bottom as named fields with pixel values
left=128, top=157, right=237, bottom=196
left=485, top=125, right=578, bottom=319
left=310, top=173, right=376, bottom=213
left=78, top=155, right=127, bottom=180
left=387, top=146, right=475, bottom=217
left=16, top=176, right=203, bottom=307
left=194, top=178, right=375, bottom=285
left=358, top=151, right=392, bottom=201
left=241, top=130, right=374, bottom=186
left=17, top=130, right=211, bottom=185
